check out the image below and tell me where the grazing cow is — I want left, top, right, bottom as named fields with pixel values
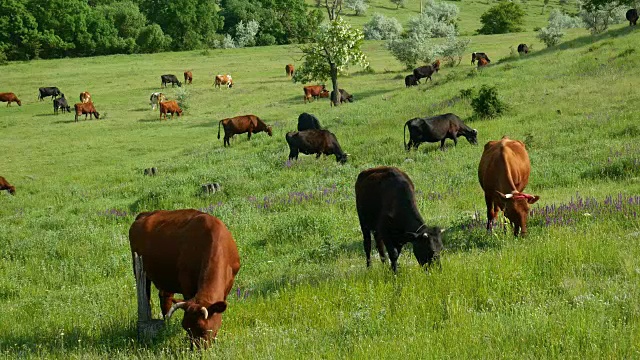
left=159, top=100, right=183, bottom=120
left=129, top=209, right=240, bottom=348
left=184, top=71, right=193, bottom=85
left=0, top=93, right=22, bottom=107
left=477, top=57, right=490, bottom=68
left=285, top=129, right=348, bottom=164
left=303, top=85, right=329, bottom=103
left=471, top=52, right=490, bottom=65
left=149, top=92, right=166, bottom=111
left=356, top=166, right=443, bottom=272
left=330, top=88, right=353, bottom=107
left=478, top=136, right=540, bottom=237
left=53, top=96, right=71, bottom=114
left=517, top=44, right=529, bottom=55
left=0, top=176, right=16, bottom=195
left=38, top=87, right=61, bottom=101
left=80, top=92, right=91, bottom=104
left=627, top=9, right=638, bottom=26
left=161, top=74, right=182, bottom=88
left=214, top=75, right=233, bottom=89
left=404, top=113, right=478, bottom=151
left=412, top=60, right=441, bottom=83
left=285, top=64, right=295, bottom=77
left=405, top=74, right=418, bottom=87
left=297, top=112, right=323, bottom=131
left=217, top=114, right=272, bottom=147
left=74, top=102, right=100, bottom=122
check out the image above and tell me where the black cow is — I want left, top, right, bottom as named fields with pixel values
left=471, top=52, right=490, bottom=65
left=53, top=96, right=70, bottom=114
left=356, top=166, right=443, bottom=272
left=627, top=9, right=638, bottom=26
left=38, top=87, right=61, bottom=101
left=405, top=74, right=418, bottom=87
left=404, top=113, right=478, bottom=151
left=413, top=60, right=440, bottom=83
left=160, top=74, right=182, bottom=88
left=285, top=129, right=348, bottom=164
left=330, top=89, right=353, bottom=106
left=297, top=112, right=323, bottom=131
left=517, top=44, right=529, bottom=54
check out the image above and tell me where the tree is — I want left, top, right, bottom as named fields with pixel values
left=390, top=0, right=406, bottom=8
left=363, top=13, right=403, bottom=40
left=477, top=2, right=525, bottom=34
left=579, top=2, right=626, bottom=33
left=137, top=24, right=172, bottom=52
left=345, top=0, right=368, bottom=16
left=293, top=17, right=369, bottom=106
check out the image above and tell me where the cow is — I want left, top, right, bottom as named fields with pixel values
left=74, top=102, right=100, bottom=122
left=0, top=93, right=22, bottom=107
left=478, top=136, right=540, bottom=237
left=477, top=57, right=490, bottom=68
left=128, top=209, right=240, bottom=348
left=517, top=44, right=529, bottom=54
left=627, top=9, right=638, bottom=26
left=405, top=74, right=418, bottom=87
left=184, top=71, right=193, bottom=85
left=149, top=92, right=166, bottom=111
left=404, top=113, right=478, bottom=151
left=161, top=74, right=182, bottom=88
left=214, top=75, right=233, bottom=89
left=356, top=166, right=444, bottom=272
left=0, top=176, right=16, bottom=195
left=297, top=112, right=323, bottom=131
left=471, top=52, right=490, bottom=65
left=80, top=92, right=91, bottom=104
left=412, top=60, right=440, bottom=83
left=330, top=88, right=353, bottom=107
left=159, top=100, right=183, bottom=120
left=53, top=96, right=71, bottom=114
left=303, top=85, right=329, bottom=103
left=285, top=129, right=348, bottom=164
left=38, top=87, right=61, bottom=101
left=217, top=114, right=272, bottom=147
left=285, top=64, right=295, bottom=77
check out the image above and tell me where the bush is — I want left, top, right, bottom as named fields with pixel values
left=363, top=13, right=403, bottom=40
left=387, top=34, right=442, bottom=69
left=407, top=14, right=457, bottom=38
left=235, top=20, right=259, bottom=48
left=136, top=24, right=171, bottom=53
left=579, top=4, right=626, bottom=34
left=440, top=36, right=470, bottom=67
left=390, top=0, right=406, bottom=8
left=548, top=9, right=583, bottom=28
left=345, top=0, right=368, bottom=16
left=175, top=87, right=190, bottom=111
left=460, top=88, right=474, bottom=99
left=537, top=26, right=565, bottom=47
left=478, top=2, right=525, bottom=34
left=423, top=0, right=459, bottom=24
left=471, top=85, right=507, bottom=119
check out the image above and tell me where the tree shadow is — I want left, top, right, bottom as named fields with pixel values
left=52, top=119, right=77, bottom=124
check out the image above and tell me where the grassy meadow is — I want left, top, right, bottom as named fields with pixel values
left=1, top=11, right=640, bottom=359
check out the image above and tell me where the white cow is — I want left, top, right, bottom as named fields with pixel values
left=149, top=92, right=166, bottom=110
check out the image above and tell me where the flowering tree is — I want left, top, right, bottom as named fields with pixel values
left=293, top=16, right=369, bottom=106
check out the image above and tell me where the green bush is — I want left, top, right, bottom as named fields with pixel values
left=478, top=2, right=525, bottom=34
left=471, top=85, right=507, bottom=118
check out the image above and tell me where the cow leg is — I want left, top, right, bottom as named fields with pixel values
left=452, top=135, right=458, bottom=147
left=373, top=231, right=387, bottom=264
left=362, top=225, right=373, bottom=267
left=158, top=290, right=175, bottom=317
left=485, top=195, right=496, bottom=232
left=387, top=244, right=400, bottom=273
left=288, top=147, right=299, bottom=160
left=316, top=153, right=321, bottom=159
left=247, top=130, right=252, bottom=140
left=224, top=136, right=230, bottom=147
left=440, top=139, right=446, bottom=151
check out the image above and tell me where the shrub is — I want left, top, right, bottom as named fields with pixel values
left=478, top=2, right=525, bottom=34
left=364, top=13, right=403, bottom=40
left=345, top=0, right=368, bottom=16
left=548, top=9, right=583, bottom=28
left=136, top=24, right=171, bottom=53
left=407, top=14, right=457, bottom=38
left=175, top=87, right=190, bottom=111
left=460, top=88, right=474, bottom=99
left=537, top=26, right=565, bottom=47
left=579, top=4, right=626, bottom=34
left=440, top=36, right=470, bottom=67
left=387, top=35, right=442, bottom=69
left=471, top=85, right=507, bottom=119
left=390, top=0, right=406, bottom=8
left=235, top=20, right=259, bottom=48
left=423, top=0, right=459, bottom=25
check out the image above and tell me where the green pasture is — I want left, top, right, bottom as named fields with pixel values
left=1, top=21, right=639, bottom=358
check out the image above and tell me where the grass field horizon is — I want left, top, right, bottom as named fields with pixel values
left=1, top=9, right=640, bottom=358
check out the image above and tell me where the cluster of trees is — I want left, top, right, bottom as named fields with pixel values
left=0, top=0, right=323, bottom=60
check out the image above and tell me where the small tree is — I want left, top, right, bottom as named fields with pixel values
left=294, top=17, right=369, bottom=106
left=478, top=2, right=525, bottom=34
left=390, top=0, right=406, bottom=8
left=440, top=36, right=470, bottom=66
left=471, top=85, right=507, bottom=119
left=579, top=2, right=626, bottom=33
left=387, top=34, right=443, bottom=69
left=364, top=13, right=403, bottom=40
left=537, top=26, right=564, bottom=47
left=345, top=0, right=368, bottom=15
left=234, top=20, right=260, bottom=47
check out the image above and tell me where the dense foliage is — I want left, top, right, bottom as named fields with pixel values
left=478, top=2, right=526, bottom=34
left=363, top=13, right=403, bottom=40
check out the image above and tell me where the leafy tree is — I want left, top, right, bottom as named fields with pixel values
left=293, top=16, right=369, bottom=106
left=537, top=26, right=564, bottom=47
left=234, top=20, right=260, bottom=47
left=579, top=2, right=626, bottom=33
left=478, top=2, right=525, bottom=34
left=363, top=13, right=403, bottom=40
left=137, top=24, right=172, bottom=52
left=345, top=0, right=368, bottom=16
left=100, top=1, right=148, bottom=39
left=387, top=34, right=442, bottom=69
left=440, top=36, right=470, bottom=66
left=390, top=0, right=406, bottom=9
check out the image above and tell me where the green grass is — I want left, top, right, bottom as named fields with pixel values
left=1, top=19, right=640, bottom=359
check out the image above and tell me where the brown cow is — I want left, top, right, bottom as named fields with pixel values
left=477, top=57, right=490, bottom=68
left=0, top=176, right=16, bottom=195
left=471, top=52, right=490, bottom=65
left=0, top=92, right=21, bottom=106
left=129, top=209, right=240, bottom=348
left=285, top=64, right=295, bottom=77
left=285, top=129, right=349, bottom=164
left=80, top=92, right=91, bottom=104
left=159, top=100, right=183, bottom=120
left=478, top=136, right=540, bottom=237
left=303, top=85, right=329, bottom=103
left=217, top=114, right=272, bottom=147
left=214, top=74, right=233, bottom=89
left=74, top=102, right=100, bottom=122
left=184, top=71, right=193, bottom=85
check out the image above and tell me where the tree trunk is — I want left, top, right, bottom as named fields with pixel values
left=330, top=63, right=339, bottom=106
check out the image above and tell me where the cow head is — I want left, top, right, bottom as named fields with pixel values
left=166, top=300, right=228, bottom=348
left=319, top=90, right=329, bottom=98
left=8, top=186, right=16, bottom=195
left=496, top=191, right=540, bottom=236
left=464, top=128, right=478, bottom=145
left=409, top=226, right=444, bottom=270
left=16, top=99, right=22, bottom=106
left=178, top=81, right=183, bottom=87
left=432, top=60, right=440, bottom=72
left=266, top=126, right=273, bottom=136
left=94, top=111, right=100, bottom=119
left=336, top=152, right=349, bottom=164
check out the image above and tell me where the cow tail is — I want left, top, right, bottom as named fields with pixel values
left=404, top=121, right=409, bottom=150
left=217, top=120, right=222, bottom=139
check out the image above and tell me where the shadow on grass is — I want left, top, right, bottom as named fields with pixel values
left=52, top=119, right=77, bottom=124
left=34, top=113, right=56, bottom=117
left=138, top=118, right=162, bottom=123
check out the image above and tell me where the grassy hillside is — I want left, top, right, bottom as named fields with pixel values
left=1, top=23, right=639, bottom=358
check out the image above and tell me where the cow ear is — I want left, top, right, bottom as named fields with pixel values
left=496, top=191, right=513, bottom=201
left=209, top=301, right=228, bottom=314
left=527, top=195, right=540, bottom=205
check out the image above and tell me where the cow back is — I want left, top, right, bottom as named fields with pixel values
left=478, top=138, right=530, bottom=194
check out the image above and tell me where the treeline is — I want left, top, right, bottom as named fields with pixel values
left=0, top=0, right=323, bottom=61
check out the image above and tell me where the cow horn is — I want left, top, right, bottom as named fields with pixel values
left=473, top=128, right=478, bottom=134
left=440, top=228, right=445, bottom=233
left=165, top=301, right=187, bottom=320
left=201, top=307, right=209, bottom=320
left=346, top=153, right=351, bottom=157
